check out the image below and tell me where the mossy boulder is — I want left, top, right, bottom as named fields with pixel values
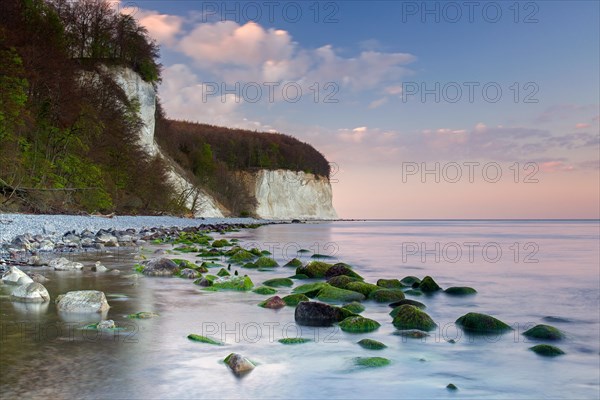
left=283, top=258, right=303, bottom=268
left=529, top=344, right=565, bottom=357
left=393, top=329, right=430, bottom=339
left=400, top=276, right=421, bottom=286
left=327, top=275, right=360, bottom=289
left=324, top=263, right=363, bottom=280
left=339, top=316, right=380, bottom=333
left=295, top=301, right=344, bottom=327
left=418, top=276, right=442, bottom=293
left=217, top=268, right=230, bottom=277
left=171, top=259, right=202, bottom=271
left=262, top=278, right=293, bottom=287
left=403, top=289, right=423, bottom=296
left=444, top=286, right=477, bottom=296
left=346, top=281, right=380, bottom=296
left=282, top=293, right=310, bottom=306
left=255, top=256, right=279, bottom=268
left=446, top=384, right=458, bottom=391
left=317, top=285, right=366, bottom=303
left=455, top=312, right=512, bottom=333
left=357, top=338, right=387, bottom=350
left=369, top=289, right=405, bottom=303
left=523, top=324, right=564, bottom=341
left=209, top=275, right=254, bottom=291
left=341, top=301, right=365, bottom=314
left=258, top=296, right=286, bottom=309
left=377, top=279, right=404, bottom=289
left=187, top=334, right=224, bottom=345
left=249, top=248, right=263, bottom=257
left=253, top=286, right=277, bottom=295
left=229, top=249, right=256, bottom=263
left=200, top=262, right=223, bottom=269
left=389, top=299, right=426, bottom=309
left=279, top=338, right=311, bottom=344
left=392, top=305, right=437, bottom=331
left=242, top=262, right=258, bottom=269
left=211, top=239, right=231, bottom=248
left=292, top=282, right=328, bottom=298
left=296, top=261, right=332, bottom=278
left=353, top=357, right=390, bottom=368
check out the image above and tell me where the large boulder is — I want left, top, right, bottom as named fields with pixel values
left=324, top=263, right=363, bottom=280
left=209, top=275, right=254, bottom=291
left=316, top=285, right=365, bottom=303
left=296, top=261, right=332, bottom=278
left=392, top=305, right=437, bottom=331
left=295, top=301, right=344, bottom=327
left=11, top=282, right=50, bottom=302
left=369, top=289, right=405, bottom=303
left=346, top=281, right=380, bottom=296
left=523, top=324, right=564, bottom=341
left=339, top=316, right=380, bottom=333
left=258, top=296, right=286, bottom=309
left=56, top=290, right=110, bottom=313
left=50, top=257, right=83, bottom=271
left=455, top=312, right=512, bottom=333
left=418, top=276, right=442, bottom=293
left=2, top=266, right=34, bottom=285
left=142, top=258, right=179, bottom=276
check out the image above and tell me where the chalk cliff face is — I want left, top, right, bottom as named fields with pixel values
left=111, top=67, right=337, bottom=219
left=246, top=170, right=338, bottom=220
left=111, top=67, right=225, bottom=217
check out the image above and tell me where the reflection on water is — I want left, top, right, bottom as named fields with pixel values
left=0, top=221, right=598, bottom=399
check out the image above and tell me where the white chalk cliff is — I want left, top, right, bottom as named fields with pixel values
left=111, top=67, right=337, bottom=219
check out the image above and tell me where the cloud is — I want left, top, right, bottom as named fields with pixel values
left=115, top=1, right=184, bottom=45
left=535, top=104, right=598, bottom=123
left=575, top=123, right=591, bottom=129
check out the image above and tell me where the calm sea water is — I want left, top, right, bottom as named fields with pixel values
left=1, top=220, right=599, bottom=399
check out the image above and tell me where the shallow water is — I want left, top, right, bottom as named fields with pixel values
left=1, top=220, right=599, bottom=399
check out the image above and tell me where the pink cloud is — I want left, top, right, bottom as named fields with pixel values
left=575, top=123, right=591, bottom=129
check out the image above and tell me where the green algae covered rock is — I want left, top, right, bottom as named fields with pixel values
left=418, top=276, right=442, bottom=293
left=288, top=274, right=309, bottom=280
left=229, top=249, right=256, bottom=263
left=324, top=263, right=364, bottom=280
left=455, top=312, right=512, bottom=333
left=529, top=344, right=565, bottom=357
left=263, top=278, right=293, bottom=287
left=253, top=286, right=277, bottom=295
left=339, top=316, right=380, bottom=333
left=279, top=338, right=311, bottom=344
left=400, top=276, right=421, bottom=286
left=357, top=338, right=387, bottom=350
left=127, top=311, right=158, bottom=319
left=341, top=301, right=365, bottom=314
left=346, top=281, right=380, bottom=296
left=327, top=275, right=360, bottom=289
left=296, top=261, right=332, bottom=278
left=377, top=279, right=404, bottom=289
left=211, top=239, right=231, bottom=248
left=292, top=282, right=329, bottom=297
left=389, top=299, right=426, bottom=309
left=369, top=288, right=405, bottom=303
left=217, top=268, right=230, bottom=277
left=392, top=305, right=436, bottom=331
left=258, top=295, right=286, bottom=309
left=283, top=258, right=303, bottom=268
left=444, top=286, right=477, bottom=296
left=209, top=275, right=254, bottom=291
left=353, top=357, right=390, bottom=368
left=187, top=334, right=224, bottom=345
left=282, top=293, right=310, bottom=306
left=255, top=256, right=279, bottom=268
left=523, top=324, right=564, bottom=341
left=317, top=285, right=366, bottom=303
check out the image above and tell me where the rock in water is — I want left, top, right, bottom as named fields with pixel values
left=2, top=266, right=34, bottom=285
left=91, top=261, right=108, bottom=272
left=28, top=273, right=49, bottom=283
left=392, top=305, right=437, bottom=331
left=455, top=312, right=512, bottom=333
left=295, top=301, right=343, bottom=327
left=50, top=257, right=84, bottom=271
left=418, top=276, right=441, bottom=293
left=523, top=324, right=564, bottom=341
left=142, top=258, right=179, bottom=276
left=56, top=290, right=110, bottom=313
left=259, top=296, right=286, bottom=309
left=339, top=316, right=381, bottom=333
left=224, top=353, right=255, bottom=375
left=97, top=320, right=116, bottom=329
left=11, top=282, right=50, bottom=302
left=529, top=344, right=565, bottom=357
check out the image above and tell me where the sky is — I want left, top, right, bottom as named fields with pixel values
left=118, top=0, right=599, bottom=219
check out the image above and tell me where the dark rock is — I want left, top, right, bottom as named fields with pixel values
left=418, top=276, right=442, bottom=293
left=324, top=263, right=363, bottom=280
left=295, top=301, right=344, bottom=327
left=392, top=305, right=437, bottom=331
left=523, top=324, right=564, bottom=341
left=142, top=258, right=179, bottom=276
left=529, top=344, right=565, bottom=357
left=369, top=288, right=405, bottom=303
left=444, top=286, right=477, bottom=296
left=455, top=312, right=512, bottom=333
left=389, top=299, right=426, bottom=309
left=259, top=295, right=286, bottom=309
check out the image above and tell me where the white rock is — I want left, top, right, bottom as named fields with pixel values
left=2, top=266, right=34, bottom=285
left=97, top=320, right=115, bottom=329
left=11, top=282, right=50, bottom=302
left=56, top=290, right=110, bottom=313
left=249, top=169, right=338, bottom=219
left=50, top=257, right=83, bottom=271
left=92, top=261, right=108, bottom=272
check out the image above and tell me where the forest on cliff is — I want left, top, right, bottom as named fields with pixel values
left=0, top=0, right=329, bottom=215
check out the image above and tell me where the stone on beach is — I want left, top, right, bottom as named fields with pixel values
left=56, top=290, right=110, bottom=313
left=142, top=258, right=179, bottom=276
left=50, top=257, right=83, bottom=271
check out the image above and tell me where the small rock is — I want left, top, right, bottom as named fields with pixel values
left=50, top=257, right=83, bottom=271
left=259, top=296, right=286, bottom=309
left=97, top=320, right=116, bottom=329
left=28, top=273, right=49, bottom=283
left=91, top=261, right=108, bottom=272
left=180, top=268, right=199, bottom=279
left=28, top=255, right=46, bottom=266
left=142, top=258, right=179, bottom=276
left=224, top=353, right=255, bottom=375
left=529, top=344, right=565, bottom=357
left=446, top=383, right=458, bottom=391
